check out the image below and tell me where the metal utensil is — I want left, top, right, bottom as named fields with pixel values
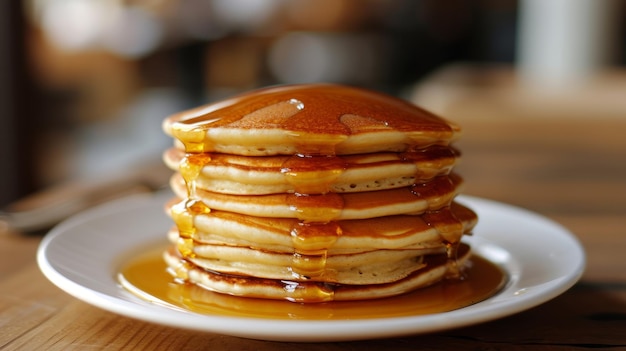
left=0, top=163, right=171, bottom=234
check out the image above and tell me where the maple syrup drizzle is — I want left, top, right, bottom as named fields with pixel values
left=165, top=84, right=471, bottom=302
left=165, top=146, right=459, bottom=189
left=118, top=246, right=506, bottom=319
left=400, top=145, right=458, bottom=178
left=167, top=84, right=458, bottom=155
left=289, top=221, right=343, bottom=279
left=422, top=208, right=465, bottom=278
left=281, top=154, right=347, bottom=194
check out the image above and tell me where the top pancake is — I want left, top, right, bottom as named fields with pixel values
left=162, top=84, right=460, bottom=156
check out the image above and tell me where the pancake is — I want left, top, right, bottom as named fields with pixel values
left=185, top=245, right=442, bottom=284
left=163, top=145, right=458, bottom=195
left=163, top=243, right=471, bottom=302
left=165, top=200, right=477, bottom=255
left=162, top=84, right=460, bottom=156
left=169, top=172, right=463, bottom=221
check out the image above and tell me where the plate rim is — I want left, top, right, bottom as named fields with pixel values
left=37, top=191, right=586, bottom=342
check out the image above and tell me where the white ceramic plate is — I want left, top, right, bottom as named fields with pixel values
left=37, top=191, right=585, bottom=342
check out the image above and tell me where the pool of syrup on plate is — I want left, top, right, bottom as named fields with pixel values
left=118, top=246, right=506, bottom=320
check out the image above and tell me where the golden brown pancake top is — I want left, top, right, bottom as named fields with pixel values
left=164, top=84, right=460, bottom=155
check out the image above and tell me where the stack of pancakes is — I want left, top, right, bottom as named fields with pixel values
left=161, top=84, right=477, bottom=302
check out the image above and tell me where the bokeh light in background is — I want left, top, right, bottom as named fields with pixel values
left=268, top=32, right=382, bottom=84
left=1, top=0, right=624, bottom=206
left=33, top=0, right=163, bottom=58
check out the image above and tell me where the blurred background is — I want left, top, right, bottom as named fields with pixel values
left=1, top=0, right=625, bottom=207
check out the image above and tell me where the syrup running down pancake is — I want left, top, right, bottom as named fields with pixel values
left=161, top=83, right=477, bottom=302
left=162, top=84, right=460, bottom=156
left=163, top=146, right=459, bottom=195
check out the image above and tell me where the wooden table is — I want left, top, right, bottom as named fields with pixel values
left=2, top=68, right=626, bottom=349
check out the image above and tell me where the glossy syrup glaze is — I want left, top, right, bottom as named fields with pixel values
left=163, top=145, right=459, bottom=182
left=165, top=202, right=477, bottom=252
left=162, top=84, right=474, bottom=302
left=163, top=84, right=460, bottom=155
left=169, top=175, right=469, bottom=292
left=169, top=172, right=464, bottom=218
left=119, top=245, right=506, bottom=319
